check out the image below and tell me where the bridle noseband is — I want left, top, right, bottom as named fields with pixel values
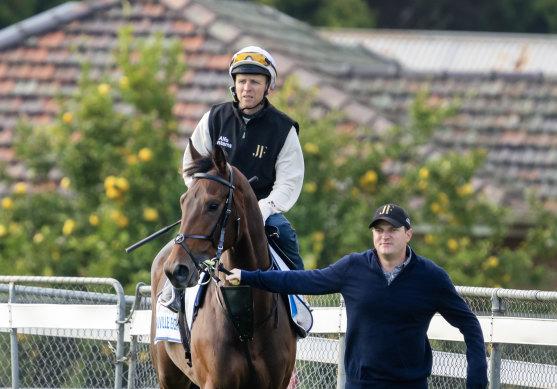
left=173, top=164, right=237, bottom=280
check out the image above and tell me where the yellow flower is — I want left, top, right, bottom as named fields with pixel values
left=303, top=182, right=317, bottom=193
left=312, top=231, right=325, bottom=241
left=127, top=155, right=138, bottom=165
left=447, top=238, right=458, bottom=252
left=2, top=197, right=13, bottom=209
left=0, top=224, right=7, bottom=237
left=119, top=76, right=129, bottom=89
left=62, top=112, right=73, bottom=123
left=430, top=202, right=441, bottom=214
left=110, top=210, right=129, bottom=227
left=486, top=256, right=499, bottom=268
left=439, top=192, right=449, bottom=206
left=303, top=142, right=319, bottom=154
left=33, top=233, right=44, bottom=243
left=115, top=177, right=130, bottom=191
left=424, top=234, right=434, bottom=244
left=359, top=170, right=378, bottom=192
left=138, top=351, right=150, bottom=363
left=14, top=182, right=27, bottom=195
left=104, top=176, right=117, bottom=189
left=138, top=148, right=153, bottom=162
left=62, top=219, right=75, bottom=236
left=89, top=214, right=99, bottom=226
left=457, top=183, right=473, bottom=197
left=418, top=181, right=428, bottom=191
left=106, top=187, right=121, bottom=199
left=43, top=267, right=53, bottom=277
left=419, top=168, right=429, bottom=180
left=324, top=179, right=335, bottom=191
left=143, top=207, right=159, bottom=222
left=60, top=177, right=71, bottom=189
left=351, top=187, right=360, bottom=198
left=98, top=83, right=110, bottom=95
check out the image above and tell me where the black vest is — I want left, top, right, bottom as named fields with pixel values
left=209, top=101, right=299, bottom=200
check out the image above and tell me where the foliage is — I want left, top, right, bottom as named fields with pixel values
left=254, top=0, right=557, bottom=33
left=0, top=0, right=67, bottom=29
left=272, top=80, right=554, bottom=289
left=4, top=0, right=557, bottom=33
left=0, top=27, right=186, bottom=293
left=366, top=0, right=557, bottom=33
left=257, top=0, right=376, bottom=28
left=1, top=28, right=555, bottom=293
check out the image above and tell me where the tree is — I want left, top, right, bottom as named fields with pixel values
left=272, top=80, right=553, bottom=289
left=0, top=26, right=186, bottom=293
left=1, top=27, right=555, bottom=292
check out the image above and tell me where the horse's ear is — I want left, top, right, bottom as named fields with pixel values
left=212, top=145, right=228, bottom=175
left=188, top=138, right=203, bottom=161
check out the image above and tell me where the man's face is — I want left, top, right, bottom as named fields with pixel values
left=372, top=220, right=412, bottom=258
left=235, top=73, right=268, bottom=114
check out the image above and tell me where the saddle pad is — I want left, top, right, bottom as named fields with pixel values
left=154, top=280, right=200, bottom=344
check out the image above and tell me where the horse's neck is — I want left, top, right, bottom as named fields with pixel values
left=226, top=236, right=269, bottom=271
left=224, top=215, right=270, bottom=271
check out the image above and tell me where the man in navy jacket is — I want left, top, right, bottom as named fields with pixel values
left=227, top=204, right=488, bottom=388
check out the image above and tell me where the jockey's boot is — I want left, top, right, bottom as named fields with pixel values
left=158, top=283, right=181, bottom=313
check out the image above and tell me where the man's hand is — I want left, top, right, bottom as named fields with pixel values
left=226, top=268, right=242, bottom=286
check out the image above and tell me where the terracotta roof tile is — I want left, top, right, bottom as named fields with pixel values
left=208, top=53, right=231, bottom=70
left=1, top=0, right=556, bottom=213
left=38, top=31, right=66, bottom=47
left=162, top=0, right=191, bottom=10
left=185, top=3, right=216, bottom=27
left=0, top=147, right=14, bottom=162
left=181, top=35, right=204, bottom=51
left=173, top=20, right=196, bottom=34
left=141, top=3, right=166, bottom=17
left=0, top=80, right=15, bottom=94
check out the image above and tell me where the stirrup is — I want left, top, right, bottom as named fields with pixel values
left=159, top=286, right=180, bottom=313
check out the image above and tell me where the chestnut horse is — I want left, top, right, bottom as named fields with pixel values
left=150, top=142, right=297, bottom=389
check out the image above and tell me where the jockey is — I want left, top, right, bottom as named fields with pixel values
left=160, top=46, right=305, bottom=312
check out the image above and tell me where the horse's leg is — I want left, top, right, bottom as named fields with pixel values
left=151, top=241, right=195, bottom=389
left=151, top=340, right=192, bottom=389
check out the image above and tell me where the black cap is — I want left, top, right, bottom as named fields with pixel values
left=369, top=204, right=411, bottom=229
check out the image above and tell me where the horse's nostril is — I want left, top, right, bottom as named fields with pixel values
left=166, top=264, right=190, bottom=287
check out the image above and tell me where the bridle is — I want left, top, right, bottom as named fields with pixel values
left=173, top=164, right=238, bottom=281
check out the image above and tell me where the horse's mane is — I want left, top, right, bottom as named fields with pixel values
left=183, top=154, right=216, bottom=176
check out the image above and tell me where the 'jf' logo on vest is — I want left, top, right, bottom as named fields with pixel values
left=253, top=145, right=267, bottom=158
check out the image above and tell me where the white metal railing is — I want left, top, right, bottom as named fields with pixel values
left=1, top=278, right=557, bottom=389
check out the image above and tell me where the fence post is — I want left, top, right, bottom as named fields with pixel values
left=488, top=291, right=505, bottom=389
left=336, top=334, right=346, bottom=389
left=9, top=282, right=19, bottom=389
left=113, top=280, right=127, bottom=389
left=127, top=335, right=137, bottom=389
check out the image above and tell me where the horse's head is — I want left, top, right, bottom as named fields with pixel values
left=164, top=140, right=261, bottom=289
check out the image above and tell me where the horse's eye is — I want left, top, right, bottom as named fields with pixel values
left=207, top=201, right=220, bottom=212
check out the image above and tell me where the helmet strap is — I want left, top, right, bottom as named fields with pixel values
left=229, top=86, right=238, bottom=103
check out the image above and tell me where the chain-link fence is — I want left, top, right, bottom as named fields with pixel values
left=1, top=276, right=556, bottom=389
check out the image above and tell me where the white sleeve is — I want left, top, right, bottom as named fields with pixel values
left=183, top=111, right=213, bottom=187
left=258, top=126, right=304, bottom=221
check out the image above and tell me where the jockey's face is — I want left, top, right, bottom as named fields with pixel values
left=235, top=73, right=268, bottom=114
